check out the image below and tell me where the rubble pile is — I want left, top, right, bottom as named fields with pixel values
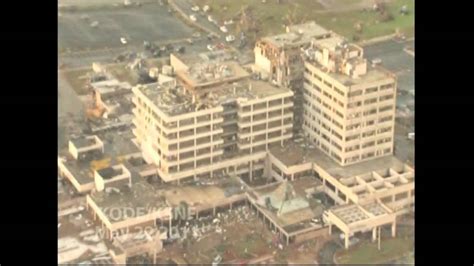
left=172, top=205, right=257, bottom=243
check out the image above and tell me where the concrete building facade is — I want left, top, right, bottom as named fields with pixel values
left=302, top=35, right=397, bottom=166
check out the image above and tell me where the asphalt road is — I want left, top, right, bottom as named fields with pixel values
left=58, top=3, right=194, bottom=51
left=173, top=0, right=221, bottom=35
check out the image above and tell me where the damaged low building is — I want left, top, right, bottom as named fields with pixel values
left=58, top=132, right=145, bottom=194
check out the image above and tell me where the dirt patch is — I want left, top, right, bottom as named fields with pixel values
left=61, top=68, right=93, bottom=95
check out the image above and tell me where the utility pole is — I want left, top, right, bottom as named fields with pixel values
left=377, top=226, right=381, bottom=251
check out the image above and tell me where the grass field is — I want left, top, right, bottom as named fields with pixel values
left=334, top=237, right=414, bottom=264
left=194, top=0, right=326, bottom=36
left=314, top=0, right=414, bottom=40
left=194, top=0, right=413, bottom=40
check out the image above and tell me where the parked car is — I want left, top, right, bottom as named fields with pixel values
left=371, top=58, right=382, bottom=65
left=120, top=37, right=127, bottom=45
left=212, top=255, right=222, bottom=266
left=191, top=5, right=200, bottom=12
left=189, top=14, right=197, bottom=21
left=225, top=35, right=235, bottom=43
left=220, top=26, right=228, bottom=33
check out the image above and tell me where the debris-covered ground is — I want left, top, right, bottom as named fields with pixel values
left=58, top=201, right=114, bottom=264
left=158, top=205, right=279, bottom=264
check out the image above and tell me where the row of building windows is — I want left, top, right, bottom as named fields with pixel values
left=347, top=83, right=395, bottom=99
left=346, top=130, right=392, bottom=143
left=305, top=68, right=346, bottom=98
left=347, top=97, right=389, bottom=109
left=347, top=122, right=391, bottom=134
left=379, top=94, right=394, bottom=101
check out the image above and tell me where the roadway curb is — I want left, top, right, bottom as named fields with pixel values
left=357, top=33, right=397, bottom=47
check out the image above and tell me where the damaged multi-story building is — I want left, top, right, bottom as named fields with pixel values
left=132, top=53, right=294, bottom=183
left=254, top=21, right=397, bottom=166
left=253, top=21, right=333, bottom=132
left=302, top=34, right=397, bottom=166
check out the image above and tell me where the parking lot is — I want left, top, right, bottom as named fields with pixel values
left=58, top=3, right=194, bottom=52
left=364, top=39, right=414, bottom=109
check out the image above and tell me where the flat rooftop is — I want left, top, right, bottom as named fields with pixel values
left=313, top=36, right=345, bottom=50
left=332, top=66, right=393, bottom=86
left=60, top=130, right=141, bottom=186
left=263, top=21, right=331, bottom=48
left=200, top=79, right=293, bottom=104
left=99, top=130, right=140, bottom=157
left=102, top=93, right=134, bottom=115
left=70, top=137, right=98, bottom=149
left=330, top=201, right=391, bottom=225
left=60, top=155, right=95, bottom=186
left=136, top=79, right=292, bottom=116
left=174, top=50, right=235, bottom=67
left=163, top=178, right=244, bottom=208
left=90, top=181, right=168, bottom=223
left=97, top=166, right=123, bottom=180
left=92, top=79, right=132, bottom=96
left=90, top=177, right=245, bottom=222
left=269, top=140, right=404, bottom=180
left=136, top=83, right=203, bottom=116
left=306, top=59, right=394, bottom=86
left=176, top=60, right=251, bottom=88
left=331, top=204, right=369, bottom=224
